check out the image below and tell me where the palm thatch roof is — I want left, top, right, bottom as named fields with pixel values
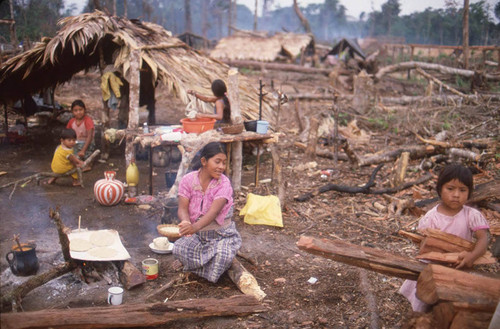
left=273, top=32, right=314, bottom=58
left=210, top=31, right=314, bottom=62
left=0, top=11, right=273, bottom=122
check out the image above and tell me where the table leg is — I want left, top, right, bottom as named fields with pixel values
left=254, top=144, right=260, bottom=186
left=226, top=143, right=232, bottom=176
left=149, top=145, right=153, bottom=195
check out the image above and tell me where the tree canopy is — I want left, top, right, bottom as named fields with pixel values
left=0, top=0, right=498, bottom=46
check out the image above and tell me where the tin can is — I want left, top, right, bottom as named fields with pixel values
left=142, top=258, right=158, bottom=280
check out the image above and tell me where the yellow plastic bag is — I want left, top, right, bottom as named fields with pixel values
left=239, top=193, right=283, bottom=227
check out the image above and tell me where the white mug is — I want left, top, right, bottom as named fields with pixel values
left=107, top=286, right=124, bottom=305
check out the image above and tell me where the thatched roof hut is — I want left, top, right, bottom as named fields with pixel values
left=274, top=32, right=315, bottom=58
left=0, top=11, right=273, bottom=122
left=210, top=31, right=314, bottom=62
left=327, top=38, right=366, bottom=60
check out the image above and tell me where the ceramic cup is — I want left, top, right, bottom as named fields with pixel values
left=153, top=237, right=170, bottom=250
left=107, top=286, right=124, bottom=305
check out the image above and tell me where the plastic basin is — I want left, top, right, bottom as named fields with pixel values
left=180, top=118, right=216, bottom=134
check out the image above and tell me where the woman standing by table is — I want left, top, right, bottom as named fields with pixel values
left=172, top=142, right=241, bottom=282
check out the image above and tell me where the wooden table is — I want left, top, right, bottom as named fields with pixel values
left=147, top=130, right=275, bottom=195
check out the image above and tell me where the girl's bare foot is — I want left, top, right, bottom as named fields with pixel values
left=44, top=177, right=56, bottom=185
left=82, top=166, right=92, bottom=172
left=72, top=180, right=82, bottom=187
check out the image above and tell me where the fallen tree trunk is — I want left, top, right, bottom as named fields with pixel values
left=416, top=264, right=500, bottom=306
left=375, top=61, right=500, bottom=81
left=357, top=145, right=436, bottom=167
left=222, top=59, right=332, bottom=76
left=294, top=141, right=349, bottom=161
left=296, top=236, right=426, bottom=280
left=227, top=258, right=266, bottom=302
left=1, top=295, right=267, bottom=329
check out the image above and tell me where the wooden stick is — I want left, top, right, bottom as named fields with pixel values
left=1, top=262, right=76, bottom=312
left=0, top=149, right=100, bottom=189
left=13, top=234, right=23, bottom=251
left=145, top=273, right=185, bottom=301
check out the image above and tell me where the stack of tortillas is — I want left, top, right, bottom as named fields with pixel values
left=70, top=230, right=118, bottom=259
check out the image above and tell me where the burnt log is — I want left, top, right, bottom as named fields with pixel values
left=296, top=236, right=426, bottom=280
left=1, top=295, right=267, bottom=329
left=119, top=261, right=146, bottom=290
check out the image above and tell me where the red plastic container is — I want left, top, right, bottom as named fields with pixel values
left=180, top=118, right=216, bottom=134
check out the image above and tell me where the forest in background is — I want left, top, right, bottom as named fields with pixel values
left=1, top=0, right=500, bottom=48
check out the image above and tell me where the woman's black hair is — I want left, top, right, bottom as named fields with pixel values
left=211, top=79, right=231, bottom=122
left=191, top=142, right=226, bottom=171
left=71, top=99, right=86, bottom=110
left=61, top=128, right=77, bottom=140
left=436, top=163, right=474, bottom=199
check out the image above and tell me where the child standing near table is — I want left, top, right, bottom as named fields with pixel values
left=172, top=142, right=241, bottom=282
left=47, top=128, right=84, bottom=186
left=399, top=163, right=490, bottom=312
left=66, top=99, right=95, bottom=170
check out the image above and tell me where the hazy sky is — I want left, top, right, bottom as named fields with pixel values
left=65, top=0, right=498, bottom=21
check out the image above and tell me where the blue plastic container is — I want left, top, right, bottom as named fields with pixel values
left=256, top=120, right=269, bottom=134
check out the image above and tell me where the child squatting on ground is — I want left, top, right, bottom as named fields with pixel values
left=47, top=128, right=85, bottom=186
left=399, top=163, right=490, bottom=312
left=66, top=99, right=95, bottom=170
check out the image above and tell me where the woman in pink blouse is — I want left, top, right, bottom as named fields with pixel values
left=399, top=164, right=490, bottom=312
left=172, top=142, right=241, bottom=282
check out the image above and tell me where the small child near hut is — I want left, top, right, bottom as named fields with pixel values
left=187, top=79, right=231, bottom=127
left=399, top=163, right=490, bottom=312
left=66, top=99, right=95, bottom=170
left=47, top=128, right=85, bottom=186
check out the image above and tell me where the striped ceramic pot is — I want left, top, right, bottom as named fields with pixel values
left=94, top=171, right=124, bottom=206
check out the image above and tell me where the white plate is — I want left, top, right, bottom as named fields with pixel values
left=149, top=242, right=173, bottom=254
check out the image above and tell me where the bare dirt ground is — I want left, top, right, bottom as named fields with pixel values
left=1, top=68, right=499, bottom=328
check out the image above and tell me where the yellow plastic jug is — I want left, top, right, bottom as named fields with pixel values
left=126, top=161, right=139, bottom=187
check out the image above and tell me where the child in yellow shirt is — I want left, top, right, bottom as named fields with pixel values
left=47, top=128, right=84, bottom=186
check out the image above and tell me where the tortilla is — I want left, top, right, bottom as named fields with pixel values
left=88, top=247, right=118, bottom=259
left=89, top=231, right=115, bottom=247
left=70, top=238, right=93, bottom=252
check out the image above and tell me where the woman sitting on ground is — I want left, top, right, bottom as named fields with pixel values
left=172, top=142, right=241, bottom=282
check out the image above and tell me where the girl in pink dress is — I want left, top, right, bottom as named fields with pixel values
left=66, top=100, right=95, bottom=170
left=172, top=142, right=241, bottom=283
left=399, top=164, right=490, bottom=312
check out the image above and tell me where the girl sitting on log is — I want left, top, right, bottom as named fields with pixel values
left=187, top=79, right=231, bottom=127
left=172, top=142, right=241, bottom=282
left=399, top=163, right=490, bottom=312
